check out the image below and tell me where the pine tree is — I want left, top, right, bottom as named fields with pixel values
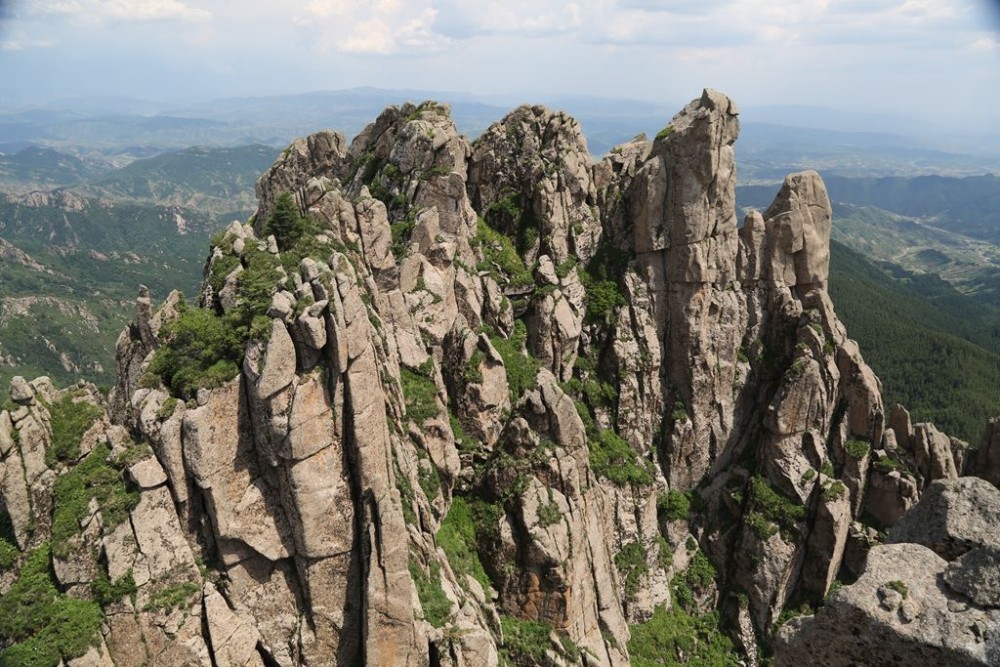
left=266, top=192, right=304, bottom=251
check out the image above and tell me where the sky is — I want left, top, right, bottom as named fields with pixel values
left=1, top=0, right=999, bottom=134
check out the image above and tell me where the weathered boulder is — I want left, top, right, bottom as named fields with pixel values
left=888, top=476, right=1000, bottom=560
left=945, top=546, right=1000, bottom=608
left=775, top=543, right=1000, bottom=666
left=970, top=416, right=1000, bottom=487
left=9, top=376, right=33, bottom=403
left=255, top=130, right=348, bottom=227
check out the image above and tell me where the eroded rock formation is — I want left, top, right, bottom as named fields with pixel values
left=2, top=92, right=997, bottom=666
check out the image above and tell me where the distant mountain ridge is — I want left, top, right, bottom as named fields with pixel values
left=3, top=87, right=999, bottom=175
left=74, top=144, right=279, bottom=213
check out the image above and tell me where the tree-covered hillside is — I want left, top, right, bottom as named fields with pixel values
left=0, top=195, right=218, bottom=394
left=828, top=239, right=1000, bottom=443
left=77, top=144, right=279, bottom=213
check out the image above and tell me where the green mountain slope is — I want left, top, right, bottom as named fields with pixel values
left=739, top=175, right=1000, bottom=308
left=828, top=239, right=1000, bottom=442
left=0, top=147, right=107, bottom=192
left=0, top=194, right=218, bottom=393
left=77, top=144, right=279, bottom=213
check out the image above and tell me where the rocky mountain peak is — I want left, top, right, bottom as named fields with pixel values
left=1, top=90, right=998, bottom=666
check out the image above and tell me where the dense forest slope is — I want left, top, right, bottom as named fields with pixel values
left=828, top=240, right=1000, bottom=442
left=0, top=192, right=215, bottom=393
left=0, top=145, right=282, bottom=394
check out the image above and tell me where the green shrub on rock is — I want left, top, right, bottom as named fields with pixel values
left=628, top=605, right=740, bottom=667
left=0, top=544, right=103, bottom=666
left=264, top=192, right=307, bottom=251
left=51, top=443, right=139, bottom=559
left=148, top=304, right=242, bottom=400
left=46, top=394, right=103, bottom=466
left=437, top=497, right=492, bottom=593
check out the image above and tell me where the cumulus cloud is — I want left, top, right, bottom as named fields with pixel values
left=970, top=33, right=999, bottom=50
left=31, top=0, right=210, bottom=23
left=291, top=0, right=591, bottom=54
left=294, top=1, right=443, bottom=54
left=432, top=1, right=583, bottom=38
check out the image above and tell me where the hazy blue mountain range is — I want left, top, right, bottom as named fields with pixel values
left=3, top=87, right=998, bottom=178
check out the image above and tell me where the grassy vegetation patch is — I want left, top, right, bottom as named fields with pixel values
left=589, top=429, right=655, bottom=487
left=655, top=124, right=675, bottom=141
left=390, top=210, right=417, bottom=260
left=417, top=459, right=441, bottom=502
left=886, top=579, right=909, bottom=598
left=46, top=395, right=103, bottom=467
left=744, top=475, right=805, bottom=541
left=156, top=397, right=179, bottom=421
left=580, top=244, right=631, bottom=324
left=51, top=443, right=140, bottom=559
left=396, top=466, right=418, bottom=525
left=821, top=480, right=847, bottom=502
left=615, top=541, right=649, bottom=601
left=486, top=321, right=540, bottom=403
left=0, top=544, right=103, bottom=667
left=0, top=537, right=18, bottom=570
left=844, top=437, right=870, bottom=459
left=536, top=500, right=562, bottom=528
left=670, top=550, right=716, bottom=613
left=401, top=360, right=439, bottom=425
left=143, top=581, right=200, bottom=613
left=408, top=556, right=451, bottom=628
left=152, top=222, right=290, bottom=400
left=874, top=453, right=908, bottom=474
left=562, top=357, right=653, bottom=488
left=264, top=192, right=308, bottom=251
left=148, top=302, right=243, bottom=400
left=472, top=217, right=533, bottom=289
left=628, top=605, right=740, bottom=667
left=499, top=615, right=554, bottom=665
left=437, top=497, right=492, bottom=593
left=658, top=490, right=691, bottom=522
left=91, top=569, right=137, bottom=606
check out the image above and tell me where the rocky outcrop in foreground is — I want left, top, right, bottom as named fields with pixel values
left=2, top=91, right=998, bottom=665
left=776, top=477, right=1000, bottom=665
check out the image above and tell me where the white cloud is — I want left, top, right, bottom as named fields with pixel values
left=436, top=1, right=583, bottom=36
left=970, top=33, right=999, bottom=51
left=294, top=0, right=443, bottom=54
left=32, top=0, right=210, bottom=23
left=569, top=0, right=990, bottom=50
left=1, top=36, right=55, bottom=51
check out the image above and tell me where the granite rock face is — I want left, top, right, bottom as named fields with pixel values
left=1, top=93, right=993, bottom=666
left=775, top=478, right=1000, bottom=666
left=775, top=543, right=1000, bottom=666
